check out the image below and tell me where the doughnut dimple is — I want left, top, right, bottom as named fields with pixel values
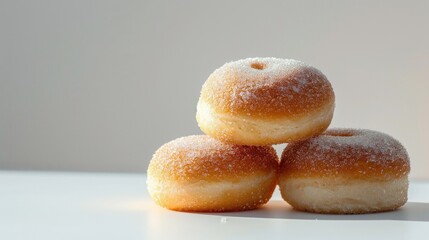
left=196, top=57, right=335, bottom=145
left=279, top=128, right=410, bottom=214
left=147, top=135, right=279, bottom=212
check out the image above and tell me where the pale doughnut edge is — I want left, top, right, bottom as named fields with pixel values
left=196, top=99, right=335, bottom=145
left=278, top=176, right=408, bottom=214
left=147, top=173, right=277, bottom=212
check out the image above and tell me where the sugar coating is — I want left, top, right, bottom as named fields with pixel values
left=280, top=129, right=410, bottom=180
left=199, top=57, right=334, bottom=117
left=148, top=135, right=279, bottom=183
left=147, top=135, right=279, bottom=212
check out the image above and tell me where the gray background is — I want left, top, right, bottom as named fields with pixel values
left=1, top=0, right=428, bottom=178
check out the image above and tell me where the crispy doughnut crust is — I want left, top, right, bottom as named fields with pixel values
left=199, top=58, right=335, bottom=119
left=280, top=129, right=410, bottom=181
left=147, top=135, right=279, bottom=212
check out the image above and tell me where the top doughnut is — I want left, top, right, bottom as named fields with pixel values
left=196, top=57, right=335, bottom=145
left=199, top=58, right=334, bottom=118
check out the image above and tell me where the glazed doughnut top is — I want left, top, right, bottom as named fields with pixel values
left=149, top=135, right=278, bottom=183
left=280, top=129, right=410, bottom=180
left=199, top=57, right=334, bottom=118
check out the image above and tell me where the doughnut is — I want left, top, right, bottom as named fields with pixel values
left=147, top=135, right=279, bottom=212
left=196, top=57, right=335, bottom=145
left=279, top=128, right=410, bottom=214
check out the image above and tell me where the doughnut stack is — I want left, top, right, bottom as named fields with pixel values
left=147, top=58, right=410, bottom=214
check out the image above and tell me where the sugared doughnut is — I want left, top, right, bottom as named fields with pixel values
left=279, top=128, right=410, bottom=214
left=147, top=135, right=279, bottom=212
left=196, top=57, right=335, bottom=145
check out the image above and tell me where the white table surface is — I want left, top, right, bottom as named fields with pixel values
left=1, top=171, right=429, bottom=240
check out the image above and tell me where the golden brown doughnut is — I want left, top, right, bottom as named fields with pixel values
left=196, top=57, right=335, bottom=145
left=279, top=128, right=410, bottom=214
left=147, top=135, right=279, bottom=212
